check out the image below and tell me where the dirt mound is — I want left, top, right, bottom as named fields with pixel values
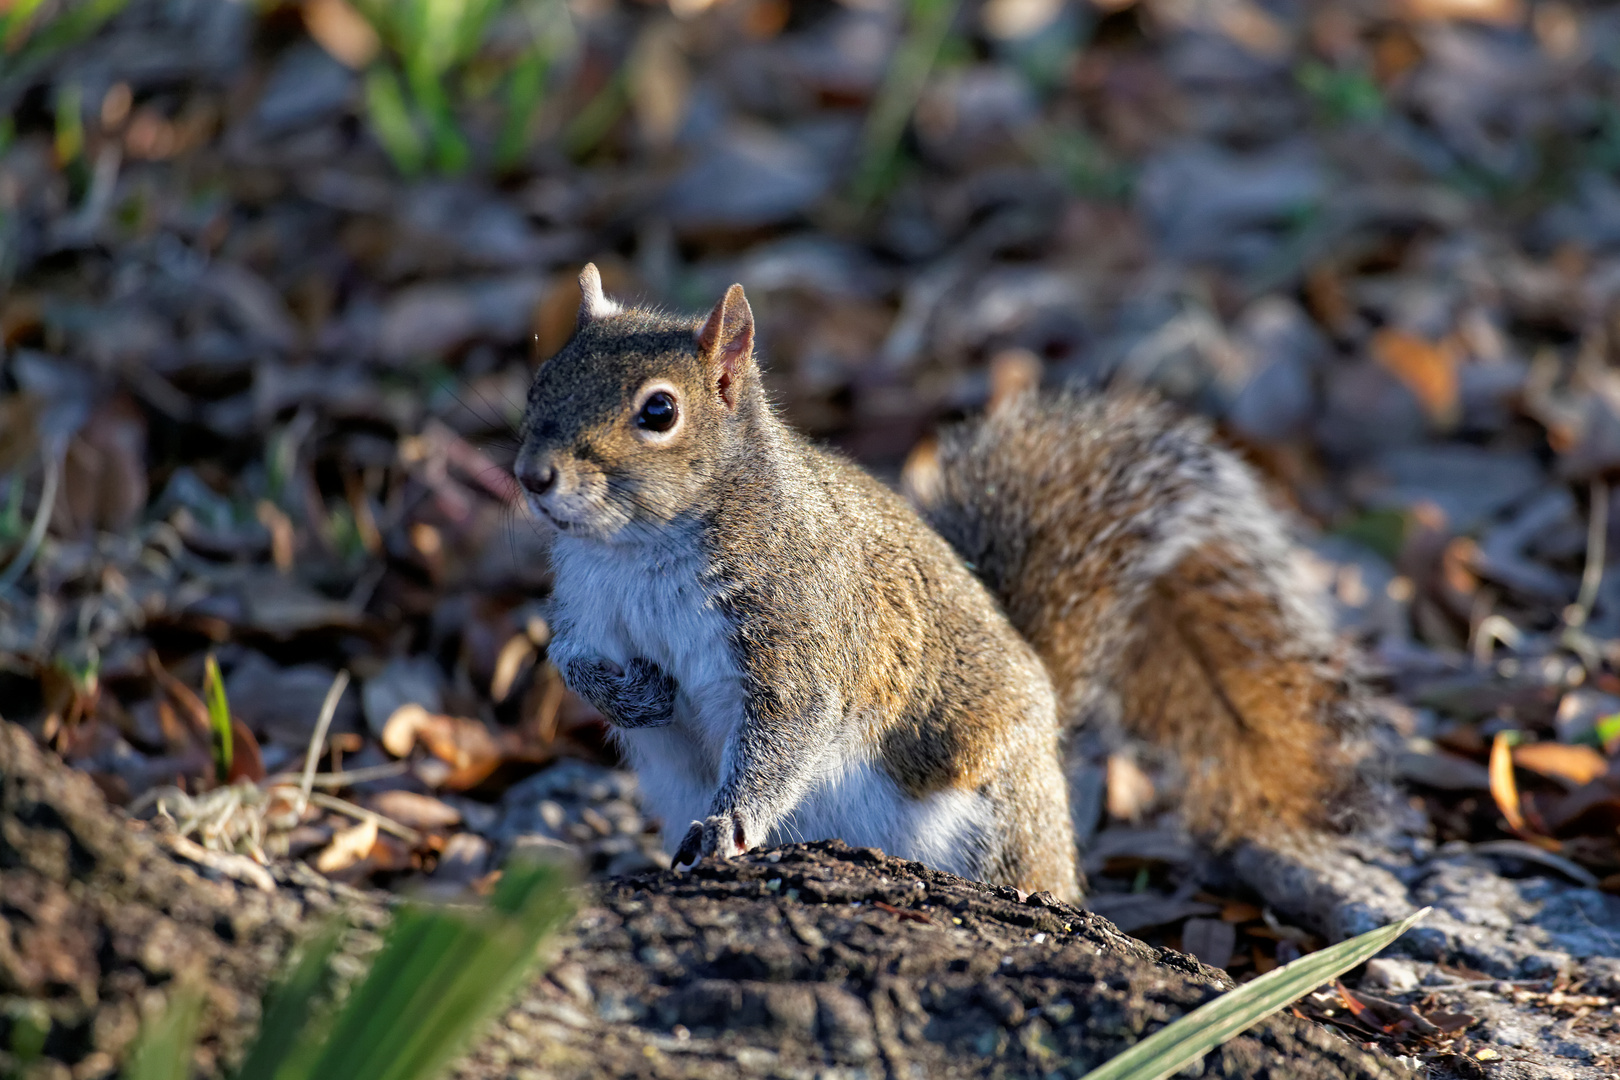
left=1, top=720, right=1403, bottom=1079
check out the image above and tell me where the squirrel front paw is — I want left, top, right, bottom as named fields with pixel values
left=563, top=655, right=677, bottom=728
left=671, top=812, right=749, bottom=871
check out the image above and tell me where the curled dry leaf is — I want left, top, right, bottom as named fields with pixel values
left=380, top=703, right=509, bottom=789
left=1512, top=741, right=1609, bottom=789
left=490, top=632, right=536, bottom=704
left=1105, top=753, right=1156, bottom=822
left=1488, top=731, right=1561, bottom=850
left=1398, top=0, right=1524, bottom=26
left=314, top=816, right=378, bottom=874
left=368, top=789, right=462, bottom=831
left=1372, top=329, right=1460, bottom=428
left=302, top=0, right=380, bottom=70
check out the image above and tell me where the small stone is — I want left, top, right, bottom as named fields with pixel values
left=1362, top=958, right=1421, bottom=993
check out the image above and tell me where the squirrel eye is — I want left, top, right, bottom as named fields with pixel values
left=635, top=390, right=678, bottom=433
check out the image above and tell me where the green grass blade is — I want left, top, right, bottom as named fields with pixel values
left=296, top=860, right=571, bottom=1080
left=848, top=0, right=963, bottom=208
left=495, top=52, right=547, bottom=170
left=122, top=983, right=205, bottom=1080
left=1077, top=906, right=1432, bottom=1080
left=233, top=921, right=345, bottom=1080
left=204, top=652, right=232, bottom=781
left=363, top=65, right=427, bottom=175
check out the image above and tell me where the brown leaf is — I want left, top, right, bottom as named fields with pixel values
left=303, top=0, right=380, bottom=69
left=57, top=396, right=147, bottom=535
left=1398, top=0, right=1523, bottom=26
left=380, top=704, right=507, bottom=789
left=490, top=633, right=536, bottom=705
left=226, top=718, right=265, bottom=784
left=368, top=790, right=462, bottom=831
left=1513, top=742, right=1609, bottom=789
left=1105, top=753, right=1155, bottom=822
left=1220, top=900, right=1262, bottom=923
left=1372, top=329, right=1460, bottom=427
left=147, top=652, right=212, bottom=743
left=314, top=817, right=378, bottom=874
left=1424, top=1010, right=1477, bottom=1034
left=1489, top=732, right=1560, bottom=849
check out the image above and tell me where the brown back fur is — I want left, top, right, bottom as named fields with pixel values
left=908, top=390, right=1374, bottom=842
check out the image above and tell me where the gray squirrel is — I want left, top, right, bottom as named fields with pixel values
left=514, top=266, right=1376, bottom=901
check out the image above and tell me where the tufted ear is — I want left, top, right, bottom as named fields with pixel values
left=695, top=284, right=755, bottom=410
left=577, top=263, right=622, bottom=325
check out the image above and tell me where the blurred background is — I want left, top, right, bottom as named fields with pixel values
left=3, top=0, right=1620, bottom=980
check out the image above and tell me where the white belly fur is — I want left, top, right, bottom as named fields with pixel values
left=547, top=534, right=994, bottom=874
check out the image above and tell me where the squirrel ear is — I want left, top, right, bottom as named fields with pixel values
left=578, top=263, right=622, bottom=325
left=696, top=284, right=755, bottom=409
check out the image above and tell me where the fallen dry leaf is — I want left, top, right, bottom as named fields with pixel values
left=1181, top=917, right=1237, bottom=969
left=1489, top=732, right=1561, bottom=850
left=1489, top=730, right=1528, bottom=832
left=1512, top=741, right=1609, bottom=789
left=1372, top=329, right=1460, bottom=427
left=314, top=816, right=378, bottom=874
left=1398, top=0, right=1524, bottom=25
left=490, top=632, right=536, bottom=704
left=368, top=789, right=462, bottom=831
left=380, top=703, right=509, bottom=789
left=302, top=0, right=379, bottom=69
left=1105, top=753, right=1156, bottom=822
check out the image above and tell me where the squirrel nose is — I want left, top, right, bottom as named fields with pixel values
left=517, top=458, right=558, bottom=497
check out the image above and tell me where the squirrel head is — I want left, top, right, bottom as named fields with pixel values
left=515, top=264, right=760, bottom=542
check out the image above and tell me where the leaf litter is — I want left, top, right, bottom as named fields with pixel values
left=3, top=0, right=1620, bottom=1073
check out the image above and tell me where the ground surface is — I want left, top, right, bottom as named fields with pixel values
left=2, top=719, right=1406, bottom=1080
left=4, top=0, right=1620, bottom=1075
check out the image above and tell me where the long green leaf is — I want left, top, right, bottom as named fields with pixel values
left=233, top=921, right=345, bottom=1080
left=848, top=0, right=963, bottom=208
left=204, top=652, right=232, bottom=781
left=1077, top=906, right=1432, bottom=1080
left=364, top=65, right=427, bottom=175
left=123, top=984, right=206, bottom=1080
left=295, top=860, right=572, bottom=1080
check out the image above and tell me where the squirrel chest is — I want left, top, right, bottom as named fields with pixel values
left=544, top=531, right=1000, bottom=873
left=545, top=533, right=748, bottom=820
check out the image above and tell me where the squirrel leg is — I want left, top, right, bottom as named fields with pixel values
left=561, top=656, right=678, bottom=728
left=671, top=698, right=835, bottom=871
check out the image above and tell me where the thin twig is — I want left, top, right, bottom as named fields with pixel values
left=1471, top=614, right=1523, bottom=667
left=282, top=788, right=422, bottom=844
left=0, top=453, right=60, bottom=593
left=1571, top=479, right=1609, bottom=622
left=263, top=760, right=409, bottom=790
left=297, top=670, right=351, bottom=816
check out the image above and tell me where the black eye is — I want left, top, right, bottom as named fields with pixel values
left=636, top=391, right=678, bottom=433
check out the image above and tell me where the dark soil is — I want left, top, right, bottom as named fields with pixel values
left=454, top=842, right=1410, bottom=1080
left=0, top=719, right=1407, bottom=1080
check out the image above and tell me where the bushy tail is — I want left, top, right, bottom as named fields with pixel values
left=904, top=383, right=1381, bottom=843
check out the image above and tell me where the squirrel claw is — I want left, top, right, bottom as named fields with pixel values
left=672, top=821, right=705, bottom=872
left=672, top=813, right=748, bottom=871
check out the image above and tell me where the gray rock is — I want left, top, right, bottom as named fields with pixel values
left=1226, top=297, right=1326, bottom=443
left=1137, top=141, right=1327, bottom=268
left=254, top=43, right=355, bottom=137
left=664, top=124, right=834, bottom=230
